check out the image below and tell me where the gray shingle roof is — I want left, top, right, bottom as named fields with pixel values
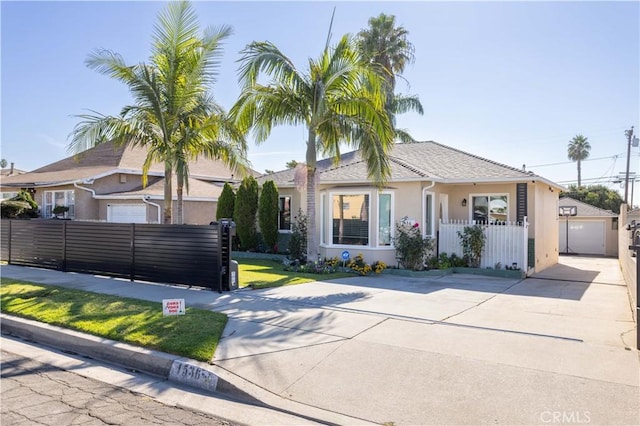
left=559, top=197, right=617, bottom=217
left=259, top=140, right=541, bottom=187
left=1, top=140, right=246, bottom=187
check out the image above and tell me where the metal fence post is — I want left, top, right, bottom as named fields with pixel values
left=130, top=223, right=136, bottom=282
left=62, top=220, right=67, bottom=271
left=627, top=221, right=640, bottom=350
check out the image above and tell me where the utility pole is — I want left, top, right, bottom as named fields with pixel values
left=624, top=126, right=634, bottom=206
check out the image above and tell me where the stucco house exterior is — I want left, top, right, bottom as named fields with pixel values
left=0, top=141, right=243, bottom=224
left=558, top=196, right=618, bottom=257
left=261, top=141, right=563, bottom=274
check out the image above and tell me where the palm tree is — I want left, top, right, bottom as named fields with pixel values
left=567, top=134, right=591, bottom=187
left=357, top=13, right=415, bottom=95
left=357, top=13, right=423, bottom=141
left=231, top=35, right=394, bottom=260
left=69, top=1, right=248, bottom=224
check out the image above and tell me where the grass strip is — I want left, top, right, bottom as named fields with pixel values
left=0, top=278, right=227, bottom=362
left=239, top=258, right=354, bottom=289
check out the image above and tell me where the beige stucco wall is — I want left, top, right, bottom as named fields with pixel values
left=182, top=200, right=217, bottom=225
left=283, top=180, right=559, bottom=272
left=618, top=207, right=637, bottom=321
left=93, top=173, right=153, bottom=194
left=531, top=182, right=559, bottom=272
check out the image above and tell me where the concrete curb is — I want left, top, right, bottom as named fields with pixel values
left=0, top=314, right=375, bottom=425
left=0, top=314, right=247, bottom=397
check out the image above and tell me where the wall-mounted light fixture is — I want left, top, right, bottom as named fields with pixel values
left=462, top=198, right=467, bottom=207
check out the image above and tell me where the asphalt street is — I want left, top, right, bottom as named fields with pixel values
left=1, top=350, right=236, bottom=426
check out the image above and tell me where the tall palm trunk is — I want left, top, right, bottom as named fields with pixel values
left=577, top=160, right=582, bottom=188
left=163, top=164, right=173, bottom=224
left=306, top=128, right=317, bottom=261
left=176, top=180, right=184, bottom=225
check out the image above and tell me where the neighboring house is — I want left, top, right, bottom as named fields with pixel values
left=1, top=163, right=26, bottom=200
left=260, top=141, right=563, bottom=273
left=0, top=141, right=245, bottom=224
left=558, top=196, right=618, bottom=257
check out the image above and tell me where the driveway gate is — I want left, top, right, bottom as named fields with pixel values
left=0, top=219, right=235, bottom=291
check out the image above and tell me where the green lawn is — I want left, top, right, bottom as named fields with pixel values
left=0, top=279, right=227, bottom=362
left=0, top=259, right=352, bottom=359
left=239, top=258, right=354, bottom=289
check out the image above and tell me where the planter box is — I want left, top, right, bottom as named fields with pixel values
left=232, top=251, right=287, bottom=262
left=382, top=266, right=525, bottom=280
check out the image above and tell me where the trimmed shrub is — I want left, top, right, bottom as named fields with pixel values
left=234, top=176, right=259, bottom=250
left=216, top=182, right=236, bottom=220
left=258, top=180, right=279, bottom=252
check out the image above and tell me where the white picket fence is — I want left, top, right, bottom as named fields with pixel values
left=438, top=217, right=528, bottom=271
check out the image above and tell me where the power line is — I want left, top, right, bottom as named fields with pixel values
left=527, top=152, right=633, bottom=168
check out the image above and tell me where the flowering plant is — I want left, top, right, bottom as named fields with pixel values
left=348, top=253, right=372, bottom=275
left=372, top=260, right=387, bottom=274
left=394, top=217, right=434, bottom=271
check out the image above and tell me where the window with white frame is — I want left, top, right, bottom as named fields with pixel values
left=44, top=190, right=75, bottom=218
left=423, top=191, right=435, bottom=237
left=472, top=194, right=508, bottom=223
left=1, top=192, right=18, bottom=199
left=331, top=193, right=369, bottom=246
left=278, top=196, right=291, bottom=231
left=378, top=192, right=393, bottom=246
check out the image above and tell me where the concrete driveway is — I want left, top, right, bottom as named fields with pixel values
left=213, top=256, right=639, bottom=425
left=2, top=256, right=638, bottom=424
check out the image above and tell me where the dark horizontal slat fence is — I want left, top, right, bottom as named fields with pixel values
left=10, top=220, right=64, bottom=269
left=134, top=224, right=220, bottom=287
left=65, top=221, right=133, bottom=278
left=2, top=220, right=221, bottom=289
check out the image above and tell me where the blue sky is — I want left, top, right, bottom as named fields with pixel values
left=2, top=1, right=639, bottom=197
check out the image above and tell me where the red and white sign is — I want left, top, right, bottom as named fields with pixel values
left=162, top=299, right=185, bottom=316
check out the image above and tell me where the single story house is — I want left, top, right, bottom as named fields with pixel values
left=0, top=141, right=246, bottom=224
left=558, top=196, right=618, bottom=257
left=261, top=141, right=564, bottom=274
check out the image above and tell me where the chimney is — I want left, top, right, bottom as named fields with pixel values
left=10, top=162, right=14, bottom=174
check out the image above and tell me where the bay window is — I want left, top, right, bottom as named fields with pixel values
left=332, top=193, right=369, bottom=246
left=378, top=193, right=392, bottom=246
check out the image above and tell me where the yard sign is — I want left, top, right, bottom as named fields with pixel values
left=163, top=299, right=185, bottom=316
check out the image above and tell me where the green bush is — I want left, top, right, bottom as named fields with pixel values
left=287, top=209, right=307, bottom=262
left=1, top=190, right=39, bottom=219
left=259, top=180, right=279, bottom=252
left=216, top=182, right=235, bottom=220
left=393, top=217, right=434, bottom=271
left=234, top=176, right=259, bottom=250
left=426, top=252, right=467, bottom=269
left=457, top=225, right=486, bottom=268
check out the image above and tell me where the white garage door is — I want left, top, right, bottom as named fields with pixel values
left=107, top=204, right=147, bottom=223
left=558, top=220, right=605, bottom=255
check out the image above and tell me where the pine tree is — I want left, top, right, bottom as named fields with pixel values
left=216, top=182, right=236, bottom=220
left=259, top=180, right=279, bottom=252
left=233, top=176, right=259, bottom=250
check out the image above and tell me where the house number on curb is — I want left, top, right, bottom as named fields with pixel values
left=169, top=361, right=218, bottom=392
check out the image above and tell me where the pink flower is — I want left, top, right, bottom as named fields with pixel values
left=413, top=222, right=420, bottom=228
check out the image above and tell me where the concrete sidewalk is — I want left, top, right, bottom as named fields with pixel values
left=1, top=257, right=638, bottom=425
